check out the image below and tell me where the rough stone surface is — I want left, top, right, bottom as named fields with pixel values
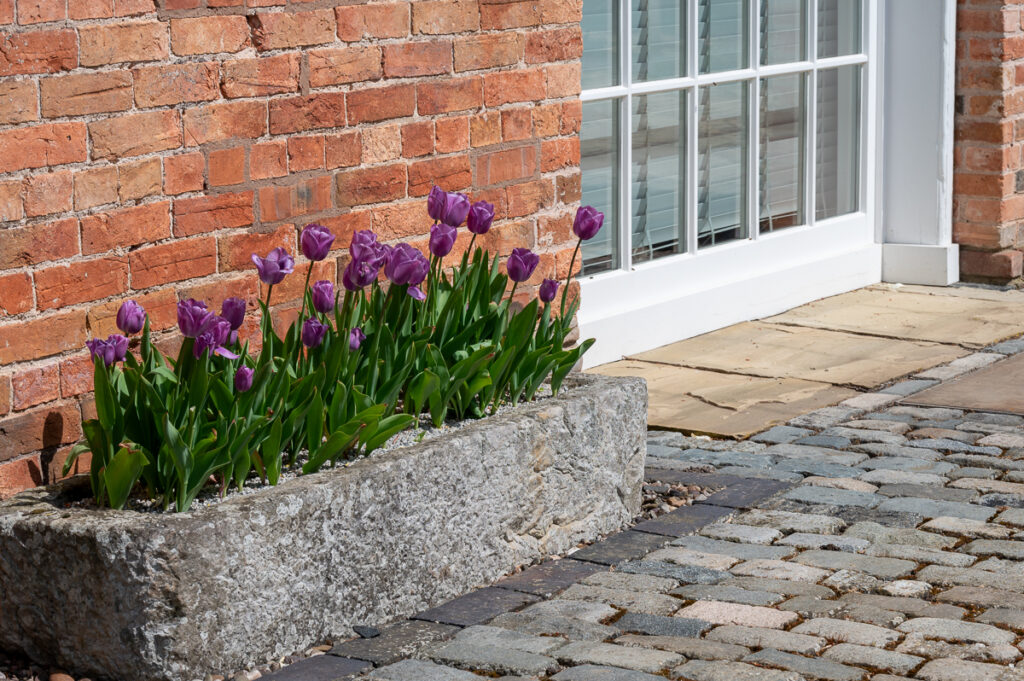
left=674, top=659, right=802, bottom=681
left=552, top=664, right=664, bottom=681
left=822, top=644, right=923, bottom=675
left=614, top=634, right=749, bottom=660
left=743, top=648, right=867, bottom=681
left=0, top=375, right=648, bottom=681
left=554, top=641, right=682, bottom=674
left=705, top=625, right=826, bottom=654
left=674, top=600, right=798, bottom=628
left=368, top=659, right=478, bottom=681
left=792, top=618, right=901, bottom=647
left=613, top=612, right=711, bottom=638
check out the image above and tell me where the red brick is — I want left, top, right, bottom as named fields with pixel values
left=183, top=101, right=265, bottom=146
left=454, top=32, right=520, bottom=71
left=59, top=353, right=93, bottom=399
left=164, top=153, right=204, bottom=195
left=288, top=136, right=325, bottom=171
left=0, top=218, right=78, bottom=269
left=361, top=125, right=402, bottom=164
left=0, top=401, right=81, bottom=461
left=961, top=248, right=1024, bottom=280
left=269, top=92, right=346, bottom=134
left=476, top=145, right=537, bottom=186
left=249, top=9, right=336, bottom=50
left=484, top=68, right=546, bottom=106
left=506, top=178, right=554, bottom=217
left=541, top=138, right=579, bottom=171
left=218, top=223, right=295, bottom=272
left=319, top=211, right=371, bottom=252
left=480, top=1, right=538, bottom=30
left=0, top=181, right=21, bottom=221
left=556, top=171, right=579, bottom=204
left=417, top=76, right=482, bottom=114
left=251, top=140, right=289, bottom=179
left=118, top=158, right=161, bottom=202
left=177, top=275, right=257, bottom=321
left=39, top=71, right=131, bottom=118
left=0, top=310, right=86, bottom=364
left=130, top=236, right=217, bottom=288
left=335, top=2, right=409, bottom=41
left=221, top=53, right=300, bottom=97
left=539, top=0, right=580, bottom=23
left=0, top=0, right=10, bottom=22
left=308, top=46, right=382, bottom=87
left=80, top=201, right=170, bottom=254
left=412, top=0, right=478, bottom=34
left=173, top=191, right=254, bottom=237
left=435, top=116, right=469, bottom=153
left=0, top=376, right=8, bottom=417
left=133, top=62, right=219, bottom=107
left=384, top=41, right=452, bottom=77
left=0, top=79, right=37, bottom=125
left=402, top=120, right=435, bottom=157
left=325, top=131, right=362, bottom=169
left=23, top=170, right=72, bottom=218
left=11, top=366, right=59, bottom=412
left=348, top=84, right=416, bottom=124
left=259, top=176, right=332, bottom=222
left=0, top=457, right=44, bottom=498
left=170, top=16, right=249, bottom=55
left=115, top=0, right=154, bottom=17
left=73, top=167, right=117, bottom=210
left=0, top=122, right=87, bottom=173
left=371, top=200, right=428, bottom=240
left=35, top=257, right=129, bottom=310
left=335, top=164, right=407, bottom=207
left=501, top=108, right=532, bottom=141
left=0, top=272, right=32, bottom=316
left=209, top=147, right=246, bottom=187
left=86, top=287, right=177, bottom=337
left=545, top=62, right=580, bottom=97
left=79, top=21, right=167, bottom=66
left=0, top=29, right=76, bottom=76
left=470, top=111, right=501, bottom=147
left=408, top=156, right=471, bottom=196
left=89, top=110, right=181, bottom=160
left=17, top=0, right=65, bottom=23
left=525, top=26, right=582, bottom=63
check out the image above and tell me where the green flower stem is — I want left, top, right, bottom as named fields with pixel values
left=560, top=238, right=581, bottom=320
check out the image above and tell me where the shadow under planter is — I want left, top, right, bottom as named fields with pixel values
left=0, top=374, right=647, bottom=681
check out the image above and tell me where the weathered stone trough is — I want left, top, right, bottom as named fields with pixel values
left=0, top=374, right=646, bottom=681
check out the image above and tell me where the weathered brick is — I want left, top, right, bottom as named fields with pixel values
left=335, top=2, right=408, bottom=41
left=288, top=136, right=325, bottom=172
left=11, top=366, right=60, bottom=412
left=249, top=9, right=336, bottom=50
left=72, top=167, right=116, bottom=211
left=259, top=176, right=332, bottom=222
left=0, top=311, right=87, bottom=366
left=477, top=145, right=538, bottom=186
left=347, top=84, right=416, bottom=124
left=507, top=178, right=554, bottom=217
left=409, top=156, right=471, bottom=196
left=0, top=0, right=11, bottom=23
left=183, top=100, right=265, bottom=145
left=80, top=201, right=171, bottom=254
left=335, top=164, right=407, bottom=207
left=384, top=41, right=452, bottom=77
left=454, top=32, right=521, bottom=71
left=0, top=218, right=78, bottom=269
left=501, top=108, right=532, bottom=141
left=412, top=0, right=478, bottom=35
left=68, top=0, right=111, bottom=19
left=0, top=80, right=38, bottom=124
left=0, top=400, right=82, bottom=461
left=0, top=181, right=21, bottom=222
left=435, top=116, right=469, bottom=153
left=0, top=122, right=87, bottom=173
left=484, top=68, right=546, bottom=106
left=170, top=16, right=249, bottom=55
left=118, top=158, right=161, bottom=201
left=35, top=257, right=129, bottom=310
left=251, top=141, right=289, bottom=179
left=325, top=131, right=361, bottom=169
left=308, top=46, right=382, bottom=87
left=89, top=110, right=181, bottom=160
left=371, top=200, right=427, bottom=240
left=417, top=76, right=482, bottom=114
left=0, top=30, right=77, bottom=76
left=58, top=353, right=93, bottom=399
left=79, top=21, right=168, bottom=66
left=173, top=191, right=254, bottom=237
left=541, top=138, right=580, bottom=172
left=217, top=223, right=295, bottom=272
left=0, top=457, right=44, bottom=498
left=22, top=170, right=72, bottom=218
left=133, top=62, right=219, bottom=107
left=361, top=125, right=401, bottom=164
left=39, top=71, right=132, bottom=117
left=163, top=153, right=204, bottom=195
left=208, top=147, right=246, bottom=187
left=85, top=287, right=177, bottom=337
left=130, top=237, right=217, bottom=289
left=470, top=111, right=501, bottom=147
left=480, top=0, right=538, bottom=30
left=545, top=62, right=580, bottom=97
left=525, top=27, right=582, bottom=63
left=18, top=0, right=66, bottom=24
left=402, top=120, right=435, bottom=157
left=221, top=53, right=300, bottom=97
left=0, top=272, right=33, bottom=316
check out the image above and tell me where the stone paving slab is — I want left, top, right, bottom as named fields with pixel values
left=907, top=353, right=1024, bottom=416
left=263, top=654, right=371, bottom=681
left=331, top=621, right=460, bottom=665
left=495, top=559, right=603, bottom=598
left=412, top=587, right=541, bottom=627
left=631, top=503, right=735, bottom=537
left=570, top=530, right=672, bottom=566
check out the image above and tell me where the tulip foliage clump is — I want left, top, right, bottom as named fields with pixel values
left=67, top=189, right=605, bottom=511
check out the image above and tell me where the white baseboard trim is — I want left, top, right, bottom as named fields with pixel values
left=881, top=243, right=959, bottom=286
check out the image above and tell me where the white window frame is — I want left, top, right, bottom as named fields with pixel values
left=578, top=0, right=883, bottom=367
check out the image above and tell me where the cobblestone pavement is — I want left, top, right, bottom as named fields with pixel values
left=272, top=341, right=1024, bottom=681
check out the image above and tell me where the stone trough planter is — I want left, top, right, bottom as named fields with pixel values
left=0, top=374, right=646, bottom=681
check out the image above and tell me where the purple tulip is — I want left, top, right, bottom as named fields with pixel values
left=467, top=201, right=495, bottom=235
left=302, top=318, right=327, bottom=348
left=507, top=248, right=540, bottom=283
left=251, top=247, right=295, bottom=286
left=427, top=185, right=447, bottom=222
left=385, top=243, right=430, bottom=286
left=300, top=223, right=335, bottom=262
left=312, top=280, right=335, bottom=314
left=194, top=316, right=238, bottom=359
left=234, top=366, right=254, bottom=392
left=441, top=192, right=471, bottom=227
left=177, top=299, right=213, bottom=338
left=86, top=334, right=129, bottom=367
left=350, top=230, right=389, bottom=268
left=342, top=258, right=380, bottom=291
left=408, top=285, right=426, bottom=301
left=429, top=222, right=457, bottom=259
left=572, top=205, right=604, bottom=241
left=221, top=297, right=246, bottom=331
left=116, top=300, right=146, bottom=335
left=539, top=278, right=560, bottom=303
left=349, top=327, right=365, bottom=351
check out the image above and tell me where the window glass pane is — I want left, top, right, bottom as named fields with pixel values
left=582, top=100, right=620, bottom=275
left=632, top=0, right=685, bottom=82
left=760, top=74, right=805, bottom=233
left=632, top=91, right=685, bottom=263
left=698, top=82, right=748, bottom=247
left=699, top=0, right=749, bottom=74
left=817, top=0, right=861, bottom=58
left=816, top=65, right=860, bottom=220
left=582, top=0, right=619, bottom=90
left=760, top=0, right=805, bottom=65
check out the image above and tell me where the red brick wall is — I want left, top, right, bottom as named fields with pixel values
left=0, top=0, right=583, bottom=496
left=954, top=0, right=1024, bottom=281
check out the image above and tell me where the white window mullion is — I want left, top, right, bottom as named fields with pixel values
left=620, top=0, right=632, bottom=271
left=685, top=0, right=699, bottom=255
left=806, top=0, right=817, bottom=227
left=749, top=0, right=760, bottom=240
